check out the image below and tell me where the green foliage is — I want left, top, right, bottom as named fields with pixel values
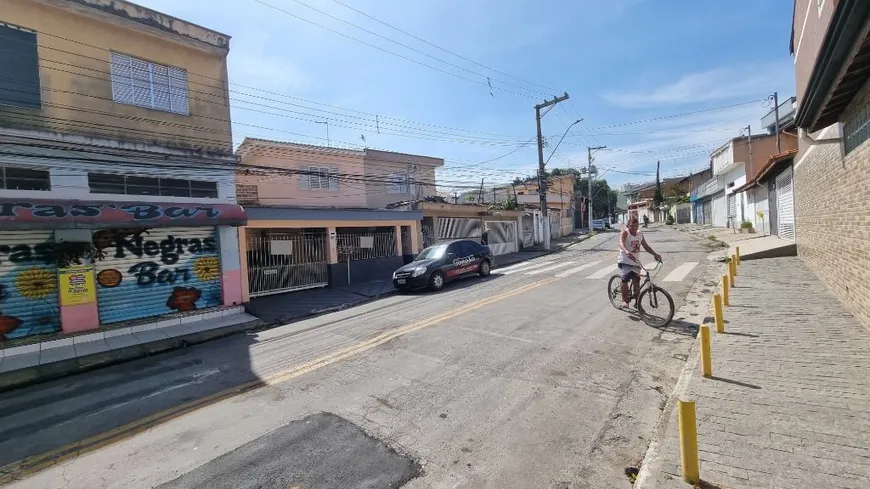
left=741, top=220, right=754, bottom=229
left=665, top=214, right=675, bottom=225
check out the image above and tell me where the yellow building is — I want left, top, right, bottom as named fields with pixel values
left=0, top=0, right=246, bottom=341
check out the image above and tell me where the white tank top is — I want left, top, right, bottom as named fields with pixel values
left=618, top=230, right=643, bottom=267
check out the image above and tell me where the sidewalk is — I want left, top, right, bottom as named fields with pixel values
left=678, top=225, right=796, bottom=260
left=638, top=257, right=870, bottom=489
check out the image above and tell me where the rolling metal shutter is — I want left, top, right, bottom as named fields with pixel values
left=0, top=231, right=60, bottom=340
left=94, top=227, right=223, bottom=324
left=776, top=168, right=795, bottom=242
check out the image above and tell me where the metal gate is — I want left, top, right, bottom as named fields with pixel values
left=727, top=193, right=737, bottom=227
left=768, top=178, right=778, bottom=236
left=776, top=167, right=795, bottom=241
left=0, top=231, right=60, bottom=340
left=484, top=221, right=518, bottom=255
left=94, top=227, right=224, bottom=324
left=246, top=231, right=328, bottom=297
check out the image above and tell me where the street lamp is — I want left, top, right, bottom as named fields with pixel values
left=315, top=121, right=330, bottom=147
left=545, top=119, right=583, bottom=166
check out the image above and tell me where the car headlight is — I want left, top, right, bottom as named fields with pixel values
left=411, top=266, right=427, bottom=277
left=392, top=271, right=398, bottom=279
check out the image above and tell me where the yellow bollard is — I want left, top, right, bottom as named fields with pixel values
left=732, top=254, right=738, bottom=277
left=729, top=257, right=736, bottom=287
left=713, top=293, right=725, bottom=333
left=699, top=325, right=712, bottom=377
left=735, top=246, right=740, bottom=265
left=722, top=274, right=730, bottom=306
left=678, top=400, right=700, bottom=484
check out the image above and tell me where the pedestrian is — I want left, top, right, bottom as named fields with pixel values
left=480, top=230, right=489, bottom=245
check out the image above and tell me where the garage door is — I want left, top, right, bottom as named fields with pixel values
left=776, top=167, right=795, bottom=241
left=0, top=231, right=60, bottom=340
left=485, top=221, right=518, bottom=255
left=94, top=227, right=223, bottom=324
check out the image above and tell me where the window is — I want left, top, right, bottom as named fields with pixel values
left=88, top=173, right=217, bottom=198
left=305, top=166, right=339, bottom=190
left=110, top=52, right=189, bottom=115
left=0, top=23, right=41, bottom=109
left=0, top=166, right=50, bottom=190
left=844, top=102, right=870, bottom=155
left=389, top=173, right=410, bottom=194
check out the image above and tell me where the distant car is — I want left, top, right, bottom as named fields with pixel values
left=591, top=219, right=607, bottom=231
left=392, top=239, right=493, bottom=292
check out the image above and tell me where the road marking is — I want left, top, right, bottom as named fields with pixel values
left=587, top=264, right=617, bottom=279
left=0, top=278, right=554, bottom=484
left=500, top=260, right=554, bottom=275
left=453, top=326, right=538, bottom=344
left=525, top=261, right=576, bottom=275
left=555, top=260, right=602, bottom=278
left=663, top=261, right=699, bottom=282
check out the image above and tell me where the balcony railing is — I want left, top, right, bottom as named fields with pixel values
left=761, top=97, right=796, bottom=132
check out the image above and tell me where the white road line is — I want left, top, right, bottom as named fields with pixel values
left=500, top=260, right=555, bottom=275
left=555, top=260, right=602, bottom=279
left=663, top=261, right=699, bottom=282
left=587, top=264, right=617, bottom=279
left=525, top=261, right=577, bottom=275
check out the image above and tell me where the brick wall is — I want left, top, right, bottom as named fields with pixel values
left=236, top=184, right=259, bottom=205
left=795, top=77, right=870, bottom=328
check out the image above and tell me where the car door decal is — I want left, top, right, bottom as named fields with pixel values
left=447, top=255, right=478, bottom=277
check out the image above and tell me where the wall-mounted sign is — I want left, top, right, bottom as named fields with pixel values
left=0, top=199, right=247, bottom=230
left=59, top=266, right=97, bottom=306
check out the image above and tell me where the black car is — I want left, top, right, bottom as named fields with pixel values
left=393, top=239, right=493, bottom=291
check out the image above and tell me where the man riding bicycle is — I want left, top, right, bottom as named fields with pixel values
left=618, top=215, right=661, bottom=309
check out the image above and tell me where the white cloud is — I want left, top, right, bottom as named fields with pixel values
left=603, top=60, right=793, bottom=108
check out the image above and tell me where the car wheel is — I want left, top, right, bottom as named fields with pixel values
left=478, top=259, right=491, bottom=277
left=429, top=271, right=445, bottom=291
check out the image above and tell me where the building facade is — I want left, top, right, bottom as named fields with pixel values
left=790, top=0, right=870, bottom=327
left=0, top=0, right=245, bottom=342
left=236, top=138, right=442, bottom=301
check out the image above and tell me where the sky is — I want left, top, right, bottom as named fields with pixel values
left=133, top=0, right=796, bottom=194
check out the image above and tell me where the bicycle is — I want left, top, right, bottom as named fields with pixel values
left=607, top=260, right=675, bottom=327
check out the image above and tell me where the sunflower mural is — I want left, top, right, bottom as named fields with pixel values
left=193, top=256, right=220, bottom=282
left=16, top=267, right=57, bottom=299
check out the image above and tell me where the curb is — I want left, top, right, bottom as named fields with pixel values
left=0, top=318, right=265, bottom=393
left=633, top=249, right=729, bottom=489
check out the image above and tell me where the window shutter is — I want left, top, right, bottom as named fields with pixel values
left=329, top=167, right=340, bottom=190
left=151, top=63, right=171, bottom=112
left=307, top=165, right=321, bottom=190
left=131, top=58, right=152, bottom=108
left=168, top=66, right=189, bottom=115
left=110, top=53, right=134, bottom=105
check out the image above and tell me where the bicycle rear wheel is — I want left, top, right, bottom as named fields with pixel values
left=607, top=275, right=624, bottom=309
left=637, top=285, right=675, bottom=327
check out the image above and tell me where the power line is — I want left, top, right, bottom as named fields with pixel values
left=325, top=0, right=560, bottom=93
left=250, top=0, right=543, bottom=99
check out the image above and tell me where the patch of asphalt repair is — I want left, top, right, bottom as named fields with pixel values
left=155, top=412, right=421, bottom=489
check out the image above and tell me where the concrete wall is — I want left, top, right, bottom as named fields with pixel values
left=0, top=0, right=232, bottom=153
left=238, top=145, right=368, bottom=208
left=363, top=149, right=443, bottom=209
left=794, top=74, right=870, bottom=328
left=792, top=0, right=836, bottom=108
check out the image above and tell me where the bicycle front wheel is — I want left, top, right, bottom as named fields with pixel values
left=607, top=274, right=624, bottom=309
left=637, top=285, right=675, bottom=327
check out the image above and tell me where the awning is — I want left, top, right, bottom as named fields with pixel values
left=730, top=150, right=797, bottom=195
left=0, top=199, right=247, bottom=230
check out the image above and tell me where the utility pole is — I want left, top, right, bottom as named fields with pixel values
left=536, top=92, right=570, bottom=250
left=453, top=191, right=458, bottom=204
left=478, top=178, right=485, bottom=204
left=587, top=145, right=607, bottom=232
left=772, top=92, right=781, bottom=153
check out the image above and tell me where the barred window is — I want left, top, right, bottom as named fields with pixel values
left=0, top=166, right=50, bottom=191
left=110, top=52, right=189, bottom=115
left=844, top=102, right=870, bottom=155
left=88, top=173, right=217, bottom=198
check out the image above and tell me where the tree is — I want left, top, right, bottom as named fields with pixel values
left=653, top=160, right=664, bottom=207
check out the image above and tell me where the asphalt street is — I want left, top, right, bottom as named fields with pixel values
left=1, top=227, right=712, bottom=489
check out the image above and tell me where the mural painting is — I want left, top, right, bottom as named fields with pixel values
left=93, top=227, right=223, bottom=324
left=0, top=232, right=60, bottom=341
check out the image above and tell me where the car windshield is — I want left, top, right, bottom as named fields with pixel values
left=416, top=244, right=448, bottom=260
